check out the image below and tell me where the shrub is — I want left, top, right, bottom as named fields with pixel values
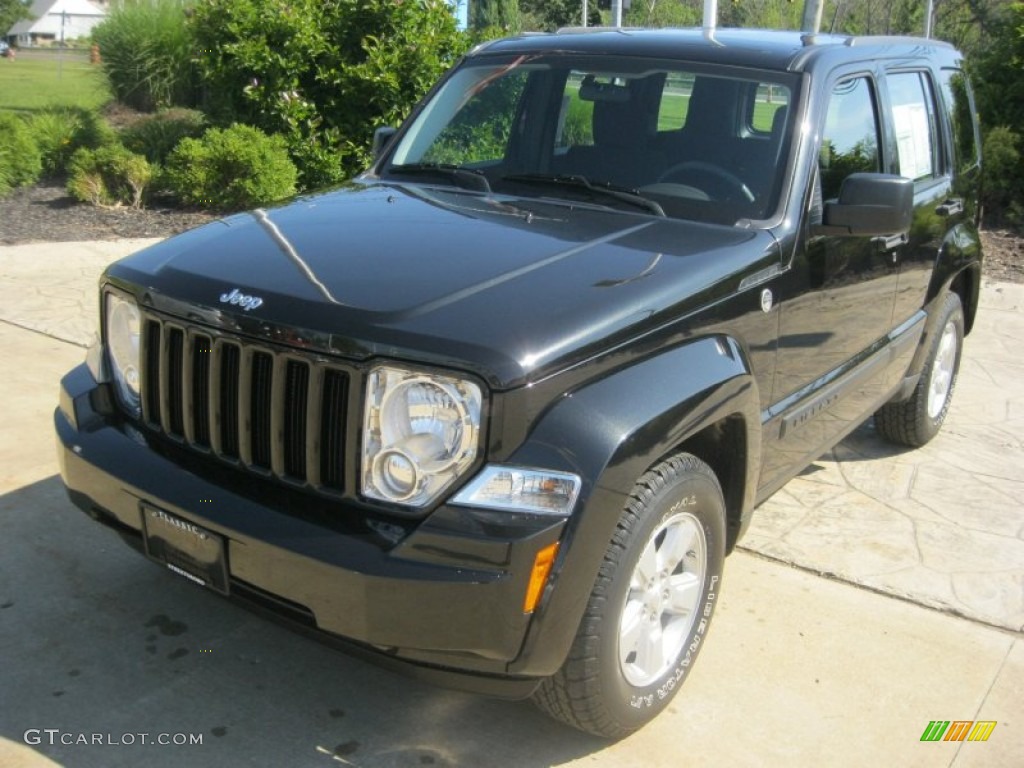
left=982, top=126, right=1024, bottom=227
left=190, top=0, right=470, bottom=189
left=67, top=145, right=154, bottom=209
left=29, top=106, right=117, bottom=177
left=121, top=108, right=207, bottom=164
left=0, top=113, right=42, bottom=196
left=163, top=124, right=297, bottom=211
left=92, top=0, right=198, bottom=112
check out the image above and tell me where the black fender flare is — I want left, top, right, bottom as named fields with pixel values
left=901, top=223, right=982, bottom=384
left=505, top=335, right=761, bottom=677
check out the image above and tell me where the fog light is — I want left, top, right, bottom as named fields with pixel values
left=374, top=449, right=419, bottom=500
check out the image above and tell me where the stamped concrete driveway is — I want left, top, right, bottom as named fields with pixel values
left=1, top=240, right=1022, bottom=767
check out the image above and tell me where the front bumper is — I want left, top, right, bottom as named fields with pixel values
left=55, top=363, right=566, bottom=698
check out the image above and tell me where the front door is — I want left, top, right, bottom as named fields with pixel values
left=761, top=73, right=900, bottom=490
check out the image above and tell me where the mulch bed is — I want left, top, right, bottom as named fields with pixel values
left=0, top=181, right=216, bottom=245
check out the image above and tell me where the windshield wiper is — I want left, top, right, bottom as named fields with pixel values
left=500, top=174, right=665, bottom=217
left=387, top=163, right=491, bottom=193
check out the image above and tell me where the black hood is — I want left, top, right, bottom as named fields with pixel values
left=107, top=183, right=777, bottom=388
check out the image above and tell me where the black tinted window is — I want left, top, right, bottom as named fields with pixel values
left=939, top=68, right=980, bottom=175
left=887, top=71, right=940, bottom=182
left=820, top=78, right=880, bottom=200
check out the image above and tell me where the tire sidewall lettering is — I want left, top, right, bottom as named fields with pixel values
left=602, top=468, right=726, bottom=723
left=627, top=572, right=719, bottom=710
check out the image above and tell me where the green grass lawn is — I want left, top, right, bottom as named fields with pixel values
left=658, top=93, right=785, bottom=132
left=0, top=56, right=110, bottom=113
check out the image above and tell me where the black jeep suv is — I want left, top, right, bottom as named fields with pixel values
left=56, top=28, right=982, bottom=737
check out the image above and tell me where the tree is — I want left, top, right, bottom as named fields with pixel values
left=970, top=1, right=1024, bottom=129
left=470, top=0, right=521, bottom=33
left=0, top=0, right=32, bottom=36
left=190, top=0, right=470, bottom=189
left=521, top=0, right=599, bottom=29
left=625, top=0, right=702, bottom=28
left=969, top=2, right=1024, bottom=226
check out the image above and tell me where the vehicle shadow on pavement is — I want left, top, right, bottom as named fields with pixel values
left=797, top=423, right=914, bottom=478
left=0, top=477, right=607, bottom=768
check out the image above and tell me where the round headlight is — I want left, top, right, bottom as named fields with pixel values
left=362, top=367, right=483, bottom=508
left=379, top=378, right=472, bottom=471
left=106, top=292, right=141, bottom=412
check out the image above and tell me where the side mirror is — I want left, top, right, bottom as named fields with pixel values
left=818, top=173, right=913, bottom=237
left=372, top=126, right=398, bottom=160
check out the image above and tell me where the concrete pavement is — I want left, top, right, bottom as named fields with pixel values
left=745, top=282, right=1024, bottom=632
left=1, top=239, right=1022, bottom=766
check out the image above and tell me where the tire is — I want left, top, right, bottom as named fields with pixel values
left=532, top=454, right=726, bottom=739
left=875, top=292, right=964, bottom=447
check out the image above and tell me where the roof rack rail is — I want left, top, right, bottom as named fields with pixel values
left=555, top=25, right=636, bottom=35
left=843, top=34, right=951, bottom=48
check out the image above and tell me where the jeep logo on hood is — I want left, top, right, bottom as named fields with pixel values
left=219, top=288, right=264, bottom=312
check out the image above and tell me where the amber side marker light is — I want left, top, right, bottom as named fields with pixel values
left=524, top=542, right=560, bottom=613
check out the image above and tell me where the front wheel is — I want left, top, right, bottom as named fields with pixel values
left=532, top=454, right=726, bottom=739
left=875, top=291, right=964, bottom=447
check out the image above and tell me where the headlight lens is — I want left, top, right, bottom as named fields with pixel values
left=105, top=291, right=141, bottom=414
left=362, top=366, right=483, bottom=508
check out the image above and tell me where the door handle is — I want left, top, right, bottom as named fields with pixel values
left=936, top=198, right=963, bottom=216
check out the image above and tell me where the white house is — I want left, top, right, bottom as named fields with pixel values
left=6, top=0, right=107, bottom=47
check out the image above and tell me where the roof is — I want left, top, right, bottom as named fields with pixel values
left=473, top=27, right=959, bottom=73
left=7, top=0, right=106, bottom=36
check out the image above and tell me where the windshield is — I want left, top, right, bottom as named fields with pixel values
left=382, top=54, right=797, bottom=224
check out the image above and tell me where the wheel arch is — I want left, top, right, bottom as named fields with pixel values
left=929, top=223, right=981, bottom=334
left=505, top=334, right=761, bottom=677
left=948, top=262, right=979, bottom=335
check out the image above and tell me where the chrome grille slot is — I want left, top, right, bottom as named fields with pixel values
left=283, top=360, right=310, bottom=480
left=142, top=320, right=162, bottom=423
left=249, top=350, right=273, bottom=470
left=139, top=312, right=352, bottom=495
left=218, top=342, right=241, bottom=459
left=319, top=369, right=348, bottom=491
left=190, top=334, right=212, bottom=447
left=165, top=327, right=185, bottom=437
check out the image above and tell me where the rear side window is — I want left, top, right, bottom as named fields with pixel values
left=938, top=68, right=980, bottom=175
left=820, top=77, right=881, bottom=200
left=749, top=82, right=789, bottom=133
left=887, top=71, right=940, bottom=182
left=656, top=72, right=694, bottom=131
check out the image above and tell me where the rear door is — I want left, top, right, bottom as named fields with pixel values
left=880, top=68, right=954, bottom=328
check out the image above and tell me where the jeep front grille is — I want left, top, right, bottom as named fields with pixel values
left=139, top=315, right=352, bottom=494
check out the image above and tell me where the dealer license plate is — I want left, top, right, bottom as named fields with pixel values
left=141, top=503, right=229, bottom=595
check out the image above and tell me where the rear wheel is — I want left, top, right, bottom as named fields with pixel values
left=532, top=454, right=726, bottom=738
left=875, top=292, right=964, bottom=447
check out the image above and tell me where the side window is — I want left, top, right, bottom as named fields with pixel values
left=939, top=68, right=980, bottom=174
left=656, top=72, right=694, bottom=131
left=748, top=82, right=789, bottom=134
left=820, top=77, right=881, bottom=200
left=887, top=71, right=940, bottom=182
left=555, top=73, right=598, bottom=150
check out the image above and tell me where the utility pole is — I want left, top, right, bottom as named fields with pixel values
left=612, top=0, right=622, bottom=27
left=58, top=10, right=68, bottom=80
left=801, top=0, right=824, bottom=34
left=703, top=0, right=717, bottom=30
left=925, top=0, right=934, bottom=37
